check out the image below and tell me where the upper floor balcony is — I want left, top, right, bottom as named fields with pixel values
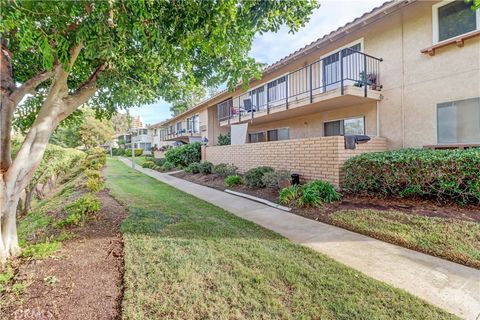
left=217, top=48, right=382, bottom=126
left=163, top=120, right=201, bottom=142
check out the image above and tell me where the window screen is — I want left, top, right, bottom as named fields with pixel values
left=249, top=132, right=265, bottom=143
left=437, top=97, right=480, bottom=143
left=324, top=117, right=365, bottom=136
left=438, top=1, right=476, bottom=42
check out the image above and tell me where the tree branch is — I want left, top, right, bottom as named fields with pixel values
left=10, top=70, right=54, bottom=105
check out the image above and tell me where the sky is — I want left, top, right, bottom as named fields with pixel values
left=128, top=0, right=386, bottom=126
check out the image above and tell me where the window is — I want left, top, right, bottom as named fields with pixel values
left=267, top=128, right=290, bottom=141
left=186, top=115, right=200, bottom=133
left=267, top=76, right=287, bottom=103
left=324, top=117, right=365, bottom=136
left=437, top=97, right=480, bottom=144
left=433, top=0, right=479, bottom=43
left=176, top=122, right=182, bottom=132
left=249, top=132, right=266, bottom=143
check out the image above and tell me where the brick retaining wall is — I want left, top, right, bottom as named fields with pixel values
left=203, top=136, right=387, bottom=187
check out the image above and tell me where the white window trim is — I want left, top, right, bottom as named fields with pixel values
left=432, top=0, right=480, bottom=44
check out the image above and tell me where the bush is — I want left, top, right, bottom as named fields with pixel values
left=142, top=160, right=155, bottom=168
left=278, top=185, right=301, bottom=206
left=112, top=148, right=125, bottom=156
left=343, top=148, right=480, bottom=205
left=84, top=169, right=101, bottom=179
left=261, top=170, right=291, bottom=189
left=86, top=176, right=104, bottom=192
left=161, top=161, right=175, bottom=171
left=217, top=132, right=231, bottom=146
left=165, top=142, right=201, bottom=167
left=244, top=166, right=275, bottom=188
left=278, top=180, right=341, bottom=207
left=198, top=161, right=213, bottom=174
left=185, top=162, right=201, bottom=174
left=124, top=148, right=143, bottom=157
left=56, top=193, right=100, bottom=227
left=225, top=175, right=242, bottom=187
left=154, top=158, right=166, bottom=166
left=213, top=163, right=238, bottom=177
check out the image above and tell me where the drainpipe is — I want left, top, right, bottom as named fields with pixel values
left=376, top=101, right=380, bottom=137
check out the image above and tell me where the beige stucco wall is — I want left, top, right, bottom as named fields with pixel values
left=245, top=102, right=377, bottom=139
left=166, top=0, right=480, bottom=149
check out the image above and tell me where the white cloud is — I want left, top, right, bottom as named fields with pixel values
left=130, top=0, right=386, bottom=124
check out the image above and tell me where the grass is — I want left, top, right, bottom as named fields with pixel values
left=105, top=158, right=456, bottom=320
left=330, top=209, right=480, bottom=269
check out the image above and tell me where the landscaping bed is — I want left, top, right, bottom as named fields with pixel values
left=172, top=170, right=480, bottom=269
left=106, top=158, right=454, bottom=319
left=0, top=149, right=127, bottom=319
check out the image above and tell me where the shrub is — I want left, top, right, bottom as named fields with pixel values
left=225, top=175, right=242, bottom=187
left=198, top=161, right=213, bottom=174
left=142, top=160, right=155, bottom=168
left=124, top=148, right=144, bottom=157
left=217, top=132, right=231, bottom=146
left=161, top=161, right=175, bottom=171
left=185, top=162, right=201, bottom=174
left=84, top=169, right=101, bottom=179
left=278, top=185, right=301, bottom=206
left=86, top=176, right=104, bottom=192
left=244, top=166, right=275, bottom=188
left=165, top=142, right=201, bottom=167
left=154, top=158, right=166, bottom=166
left=343, top=148, right=480, bottom=205
left=301, top=180, right=342, bottom=205
left=260, top=170, right=291, bottom=189
left=112, top=148, right=125, bottom=156
left=213, top=163, right=238, bottom=177
left=56, top=193, right=100, bottom=227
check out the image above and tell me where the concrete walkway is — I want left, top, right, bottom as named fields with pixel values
left=119, top=158, right=480, bottom=319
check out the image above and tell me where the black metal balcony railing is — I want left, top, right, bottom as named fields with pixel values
left=217, top=48, right=382, bottom=123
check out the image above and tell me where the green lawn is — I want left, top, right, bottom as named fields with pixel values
left=330, top=209, right=480, bottom=269
left=105, top=158, right=455, bottom=320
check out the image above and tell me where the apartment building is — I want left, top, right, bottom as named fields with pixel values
left=157, top=0, right=480, bottom=185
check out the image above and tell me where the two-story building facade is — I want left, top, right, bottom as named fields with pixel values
left=157, top=0, right=480, bottom=185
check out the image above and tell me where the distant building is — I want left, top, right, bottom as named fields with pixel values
left=132, top=116, right=144, bottom=129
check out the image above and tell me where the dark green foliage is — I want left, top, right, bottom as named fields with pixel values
left=217, top=133, right=231, bottom=146
left=279, top=180, right=341, bottom=207
left=225, top=175, right=242, bottom=187
left=125, top=149, right=144, bottom=157
left=244, top=166, right=275, bottom=188
left=112, top=148, right=126, bottom=156
left=185, top=162, right=201, bottom=174
left=161, top=161, right=175, bottom=171
left=343, top=148, right=480, bottom=205
left=154, top=158, right=167, bottom=166
left=213, top=163, right=238, bottom=177
left=165, top=142, right=201, bottom=167
left=198, top=162, right=213, bottom=175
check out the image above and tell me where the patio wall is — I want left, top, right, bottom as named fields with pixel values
left=202, top=136, right=387, bottom=187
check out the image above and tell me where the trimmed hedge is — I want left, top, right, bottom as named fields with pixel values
left=125, top=148, right=143, bottom=157
left=343, top=148, right=480, bottom=205
left=165, top=142, right=201, bottom=167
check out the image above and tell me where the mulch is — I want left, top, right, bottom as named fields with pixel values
left=0, top=189, right=128, bottom=320
left=172, top=171, right=480, bottom=222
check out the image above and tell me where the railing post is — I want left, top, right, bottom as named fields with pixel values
left=340, top=49, right=344, bottom=96
left=285, top=74, right=289, bottom=109
left=364, top=53, right=368, bottom=98
left=309, top=64, right=313, bottom=103
left=238, top=96, right=241, bottom=122
left=266, top=84, right=270, bottom=114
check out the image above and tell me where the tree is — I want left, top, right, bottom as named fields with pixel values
left=111, top=112, right=133, bottom=134
left=79, top=114, right=115, bottom=149
left=170, top=85, right=207, bottom=116
left=0, top=0, right=318, bottom=264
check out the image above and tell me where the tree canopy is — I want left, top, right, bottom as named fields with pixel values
left=2, top=0, right=318, bottom=129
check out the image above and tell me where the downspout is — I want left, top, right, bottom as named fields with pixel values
left=401, top=7, right=406, bottom=147
left=376, top=100, right=380, bottom=137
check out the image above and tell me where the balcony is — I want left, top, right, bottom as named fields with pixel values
left=164, top=121, right=201, bottom=143
left=218, top=48, right=382, bottom=126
